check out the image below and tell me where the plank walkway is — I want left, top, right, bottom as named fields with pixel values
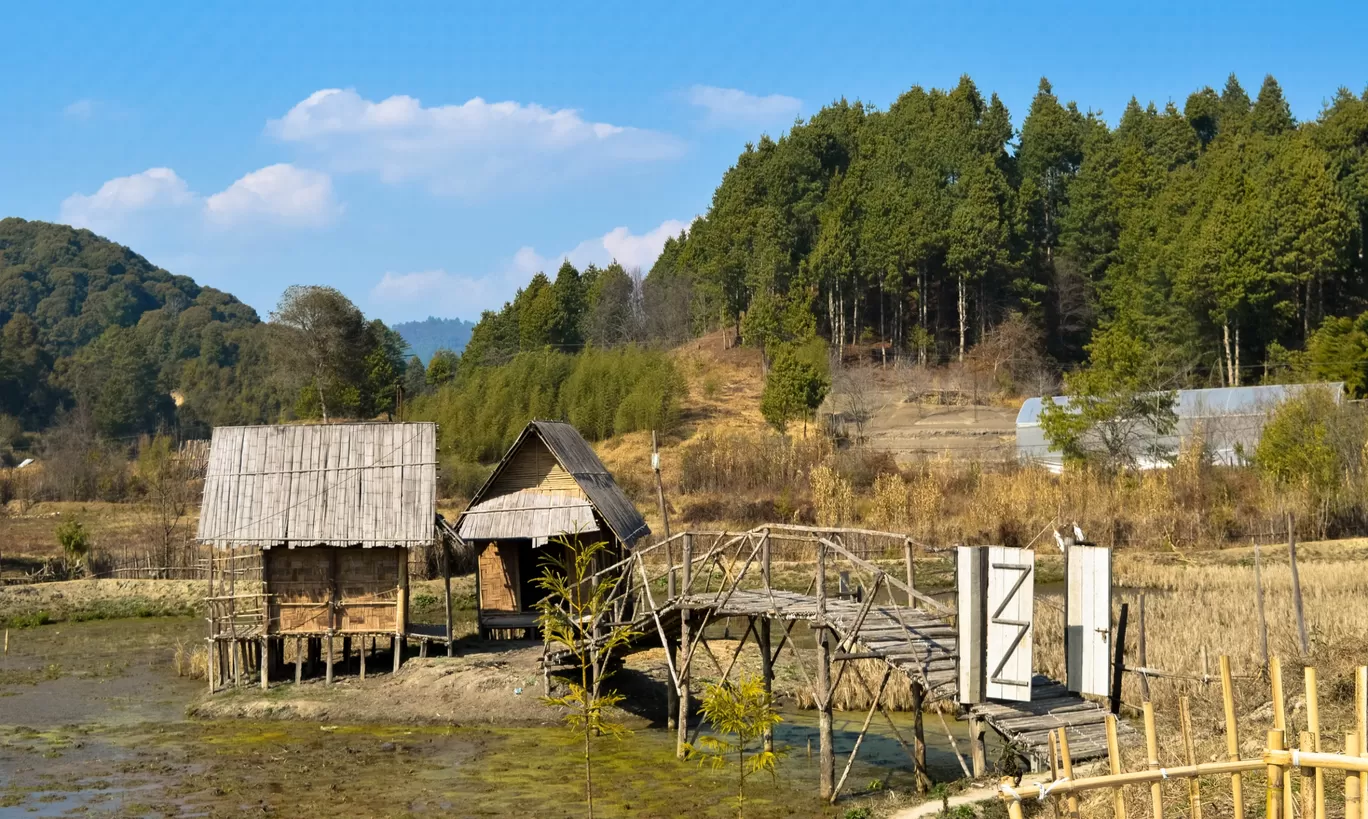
left=670, top=588, right=1123, bottom=766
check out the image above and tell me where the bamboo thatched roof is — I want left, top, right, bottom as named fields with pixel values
left=456, top=420, right=649, bottom=546
left=196, top=422, right=437, bottom=549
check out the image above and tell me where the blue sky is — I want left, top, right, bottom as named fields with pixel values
left=3, top=1, right=1365, bottom=324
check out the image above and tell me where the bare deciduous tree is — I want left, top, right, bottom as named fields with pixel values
left=269, top=285, right=367, bottom=423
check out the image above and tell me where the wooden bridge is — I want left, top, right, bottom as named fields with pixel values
left=564, top=525, right=1124, bottom=802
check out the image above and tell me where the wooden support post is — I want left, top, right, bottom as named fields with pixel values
left=676, top=533, right=692, bottom=759
left=1142, top=701, right=1164, bottom=819
left=1219, top=655, right=1244, bottom=817
left=666, top=636, right=679, bottom=731
left=910, top=682, right=927, bottom=793
left=904, top=538, right=915, bottom=608
left=359, top=636, right=367, bottom=680
left=1180, top=696, right=1201, bottom=819
left=1271, top=656, right=1293, bottom=819
left=1106, top=714, right=1126, bottom=819
left=1288, top=512, right=1309, bottom=656
left=1349, top=732, right=1364, bottom=819
left=442, top=540, right=455, bottom=657
left=1137, top=592, right=1151, bottom=703
left=295, top=636, right=303, bottom=684
left=260, top=636, right=269, bottom=691
left=393, top=635, right=402, bottom=673
left=1110, top=601, right=1129, bottom=715
left=815, top=538, right=835, bottom=801
left=1307, top=666, right=1325, bottom=819
left=969, top=714, right=987, bottom=778
left=1267, top=729, right=1286, bottom=819
left=1057, top=728, right=1080, bottom=819
left=325, top=632, right=334, bottom=685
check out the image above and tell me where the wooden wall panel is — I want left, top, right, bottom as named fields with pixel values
left=478, top=543, right=520, bottom=612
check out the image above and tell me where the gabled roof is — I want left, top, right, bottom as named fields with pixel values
left=456, top=420, right=650, bottom=546
left=196, top=422, right=437, bottom=549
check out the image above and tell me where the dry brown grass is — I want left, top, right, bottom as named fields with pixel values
left=173, top=638, right=209, bottom=680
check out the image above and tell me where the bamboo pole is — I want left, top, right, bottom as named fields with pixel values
left=830, top=667, right=890, bottom=802
left=1142, top=701, right=1164, bottom=819
left=1272, top=656, right=1293, bottom=818
left=1180, top=696, right=1201, bottom=819
left=1359, top=666, right=1368, bottom=811
left=1287, top=513, right=1309, bottom=656
left=1307, top=666, right=1325, bottom=819
left=1268, top=729, right=1286, bottom=819
left=1007, top=759, right=1265, bottom=800
left=1349, top=733, right=1363, bottom=819
left=1301, top=730, right=1316, bottom=819
left=1138, top=592, right=1151, bottom=703
left=815, top=538, right=834, bottom=801
left=1106, top=714, right=1126, bottom=819
left=904, top=538, right=915, bottom=609
left=1220, top=655, right=1245, bottom=817
left=1056, top=728, right=1080, bottom=819
left=676, top=533, right=692, bottom=760
left=1003, top=778, right=1026, bottom=819
left=1254, top=542, right=1270, bottom=673
left=295, top=635, right=303, bottom=684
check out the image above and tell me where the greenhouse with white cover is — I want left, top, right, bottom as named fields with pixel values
left=1015, top=382, right=1345, bottom=472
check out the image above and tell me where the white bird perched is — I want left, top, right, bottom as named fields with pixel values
left=1053, top=529, right=1066, bottom=553
left=1072, top=522, right=1086, bottom=543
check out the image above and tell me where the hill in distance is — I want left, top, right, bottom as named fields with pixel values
left=393, top=316, right=475, bottom=363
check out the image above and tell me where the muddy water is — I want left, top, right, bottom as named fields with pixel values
left=0, top=617, right=961, bottom=817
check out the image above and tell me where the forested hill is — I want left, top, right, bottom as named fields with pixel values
left=392, top=316, right=475, bottom=363
left=642, top=74, right=1368, bottom=388
left=0, top=218, right=262, bottom=429
left=0, top=219, right=411, bottom=441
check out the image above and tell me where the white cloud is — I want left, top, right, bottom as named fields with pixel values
left=369, top=219, right=690, bottom=321
left=61, top=168, right=195, bottom=230
left=64, top=99, right=96, bottom=120
left=268, top=88, right=685, bottom=196
left=205, top=164, right=338, bottom=227
left=62, top=164, right=338, bottom=234
left=687, top=85, right=802, bottom=129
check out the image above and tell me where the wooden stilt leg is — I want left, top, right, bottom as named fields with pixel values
left=360, top=636, right=367, bottom=680
left=911, top=681, right=927, bottom=794
left=757, top=617, right=774, bottom=753
left=295, top=636, right=303, bottom=684
left=969, top=714, right=987, bottom=777
left=393, top=635, right=402, bottom=673
left=815, top=540, right=834, bottom=801
left=325, top=633, right=334, bottom=685
left=259, top=636, right=269, bottom=690
left=676, top=534, right=693, bottom=760
left=666, top=637, right=679, bottom=731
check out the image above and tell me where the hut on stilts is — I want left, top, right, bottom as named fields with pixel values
left=455, top=420, right=649, bottom=639
left=197, top=422, right=444, bottom=690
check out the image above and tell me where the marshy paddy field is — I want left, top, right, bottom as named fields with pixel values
left=4, top=532, right=1368, bottom=818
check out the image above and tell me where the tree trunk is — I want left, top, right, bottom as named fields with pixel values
left=1233, top=322, right=1241, bottom=387
left=1231, top=322, right=1242, bottom=388
left=957, top=275, right=967, bottom=363
left=315, top=377, right=330, bottom=423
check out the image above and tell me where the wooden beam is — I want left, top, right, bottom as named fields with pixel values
left=816, top=538, right=834, bottom=801
left=677, top=533, right=692, bottom=760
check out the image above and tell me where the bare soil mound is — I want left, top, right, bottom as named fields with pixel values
left=192, top=643, right=589, bottom=727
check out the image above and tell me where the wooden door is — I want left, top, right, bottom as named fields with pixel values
left=1066, top=545, right=1112, bottom=696
left=478, top=542, right=520, bottom=612
left=985, top=545, right=1034, bottom=702
left=956, top=545, right=988, bottom=704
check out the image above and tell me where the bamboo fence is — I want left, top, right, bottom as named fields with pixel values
left=999, top=660, right=1368, bottom=819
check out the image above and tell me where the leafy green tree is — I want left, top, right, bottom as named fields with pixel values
left=760, top=342, right=830, bottom=434
left=1304, top=313, right=1368, bottom=395
left=1038, top=323, right=1178, bottom=468
left=362, top=319, right=408, bottom=419
left=269, top=285, right=369, bottom=422
left=536, top=536, right=638, bottom=819
left=426, top=348, right=458, bottom=387
left=1256, top=386, right=1350, bottom=506
left=685, top=675, right=785, bottom=818
left=551, top=260, right=586, bottom=347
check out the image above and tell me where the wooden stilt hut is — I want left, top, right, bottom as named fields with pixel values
left=456, top=420, right=649, bottom=638
left=196, top=422, right=438, bottom=689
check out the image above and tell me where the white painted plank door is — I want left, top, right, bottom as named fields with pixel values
left=985, top=545, right=1034, bottom=702
left=1066, top=545, right=1112, bottom=696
